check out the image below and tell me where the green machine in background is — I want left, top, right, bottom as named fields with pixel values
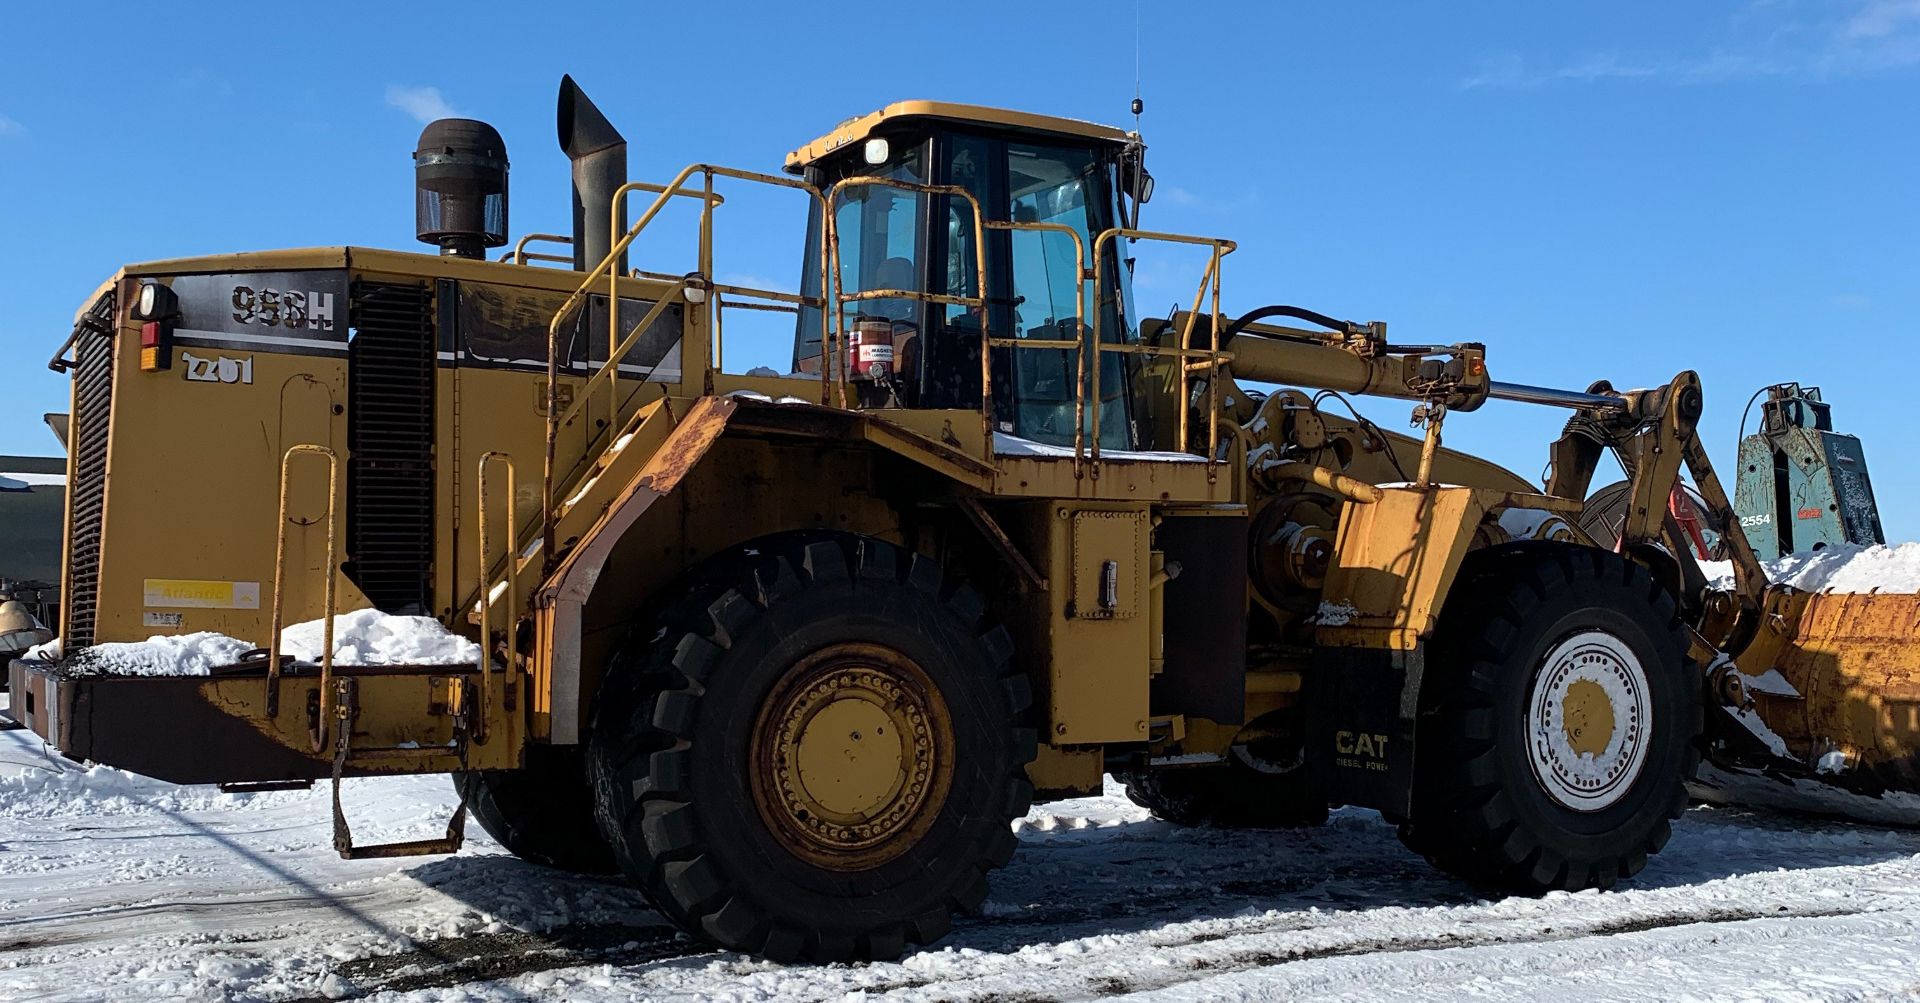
left=1732, top=383, right=1884, bottom=559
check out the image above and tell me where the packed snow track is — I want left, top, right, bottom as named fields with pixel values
left=3, top=723, right=1920, bottom=1002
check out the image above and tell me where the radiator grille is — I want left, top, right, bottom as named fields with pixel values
left=64, top=293, right=116, bottom=647
left=346, top=281, right=436, bottom=614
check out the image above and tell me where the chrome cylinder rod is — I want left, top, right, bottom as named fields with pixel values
left=1488, top=380, right=1628, bottom=412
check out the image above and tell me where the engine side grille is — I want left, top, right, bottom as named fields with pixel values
left=346, top=281, right=436, bottom=614
left=64, top=293, right=117, bottom=648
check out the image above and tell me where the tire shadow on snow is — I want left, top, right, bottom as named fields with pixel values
left=940, top=800, right=1920, bottom=956
left=396, top=851, right=662, bottom=931
left=355, top=799, right=1920, bottom=990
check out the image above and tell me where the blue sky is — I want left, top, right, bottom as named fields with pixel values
left=1, top=2, right=1915, bottom=538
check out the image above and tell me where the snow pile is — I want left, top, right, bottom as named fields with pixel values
left=1703, top=541, right=1920, bottom=594
left=48, top=631, right=256, bottom=677
left=280, top=608, right=480, bottom=667
left=27, top=610, right=479, bottom=677
left=742, top=366, right=815, bottom=380
left=1315, top=600, right=1360, bottom=627
left=994, top=431, right=1206, bottom=463
left=725, top=388, right=813, bottom=405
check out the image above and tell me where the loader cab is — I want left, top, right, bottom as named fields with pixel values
left=787, top=103, right=1154, bottom=450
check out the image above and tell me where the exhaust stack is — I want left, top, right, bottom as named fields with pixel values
left=557, top=75, right=627, bottom=274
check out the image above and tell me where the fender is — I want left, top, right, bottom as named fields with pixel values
left=531, top=396, right=998, bottom=743
left=534, top=395, right=738, bottom=743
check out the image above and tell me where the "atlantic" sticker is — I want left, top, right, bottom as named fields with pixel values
left=143, top=579, right=262, bottom=610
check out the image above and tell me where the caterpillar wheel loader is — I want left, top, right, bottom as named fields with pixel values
left=9, top=75, right=1918, bottom=963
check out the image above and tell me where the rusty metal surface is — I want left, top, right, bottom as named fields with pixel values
left=330, top=676, right=469, bottom=859
left=722, top=397, right=997, bottom=489
left=631, top=395, right=736, bottom=495
left=1741, top=591, right=1920, bottom=789
left=535, top=396, right=739, bottom=741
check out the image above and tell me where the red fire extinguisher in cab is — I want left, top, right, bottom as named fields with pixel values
left=849, top=317, right=896, bottom=380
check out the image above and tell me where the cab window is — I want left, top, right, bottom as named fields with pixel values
left=1004, top=142, right=1131, bottom=449
left=793, top=142, right=926, bottom=377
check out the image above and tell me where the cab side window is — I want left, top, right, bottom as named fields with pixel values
left=1005, top=142, right=1130, bottom=449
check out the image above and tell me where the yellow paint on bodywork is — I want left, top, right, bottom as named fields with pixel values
left=786, top=100, right=1128, bottom=172
left=1033, top=503, right=1153, bottom=742
left=1316, top=487, right=1490, bottom=651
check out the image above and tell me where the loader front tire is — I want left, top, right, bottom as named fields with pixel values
left=453, top=745, right=618, bottom=874
left=1398, top=542, right=1701, bottom=893
left=586, top=534, right=1036, bottom=963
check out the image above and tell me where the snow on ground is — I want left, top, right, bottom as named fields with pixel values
left=4, top=719, right=1920, bottom=1002
left=1702, top=541, right=1920, bottom=594
left=25, top=611, right=480, bottom=678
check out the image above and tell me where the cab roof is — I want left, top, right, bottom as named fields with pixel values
left=785, top=100, right=1131, bottom=173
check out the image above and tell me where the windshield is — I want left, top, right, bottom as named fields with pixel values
left=789, top=133, right=1142, bottom=451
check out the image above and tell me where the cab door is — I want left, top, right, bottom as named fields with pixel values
left=928, top=133, right=1138, bottom=449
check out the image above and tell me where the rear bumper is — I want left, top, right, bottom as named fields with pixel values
left=8, top=658, right=329, bottom=783
left=6, top=658, right=511, bottom=784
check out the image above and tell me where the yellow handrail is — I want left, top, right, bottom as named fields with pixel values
left=502, top=233, right=574, bottom=265
left=473, top=452, right=516, bottom=745
left=983, top=219, right=1088, bottom=466
left=533, top=162, right=1241, bottom=567
left=601, top=181, right=734, bottom=411
left=542, top=165, right=830, bottom=570
left=713, top=292, right=801, bottom=373
left=266, top=444, right=339, bottom=755
left=552, top=278, right=688, bottom=434
left=1091, top=228, right=1236, bottom=471
left=822, top=176, right=990, bottom=420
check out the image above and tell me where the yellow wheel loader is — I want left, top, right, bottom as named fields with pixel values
left=8, top=75, right=1917, bottom=963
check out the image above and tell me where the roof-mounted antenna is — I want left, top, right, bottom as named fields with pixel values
left=1132, top=0, right=1144, bottom=131
left=1124, top=0, right=1149, bottom=235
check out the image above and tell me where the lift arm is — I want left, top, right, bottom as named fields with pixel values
left=1525, top=372, right=1772, bottom=652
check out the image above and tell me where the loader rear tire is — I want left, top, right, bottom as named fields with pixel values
left=453, top=746, right=618, bottom=874
left=586, top=534, right=1036, bottom=963
left=1398, top=542, right=1701, bottom=893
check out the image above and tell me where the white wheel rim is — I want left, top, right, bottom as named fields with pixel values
left=1525, top=630, right=1652, bottom=812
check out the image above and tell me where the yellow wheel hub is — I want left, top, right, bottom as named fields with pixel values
left=1560, top=678, right=1616, bottom=758
left=796, top=698, right=903, bottom=816
left=751, top=643, right=954, bottom=869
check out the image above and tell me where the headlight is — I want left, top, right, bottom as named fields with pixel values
left=130, top=281, right=178, bottom=322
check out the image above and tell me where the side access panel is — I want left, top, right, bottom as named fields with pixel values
left=1023, top=502, right=1153, bottom=744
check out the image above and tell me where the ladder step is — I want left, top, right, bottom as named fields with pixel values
left=346, top=745, right=460, bottom=761
left=329, top=675, right=469, bottom=861
left=336, top=833, right=465, bottom=860
left=219, top=779, right=313, bottom=793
